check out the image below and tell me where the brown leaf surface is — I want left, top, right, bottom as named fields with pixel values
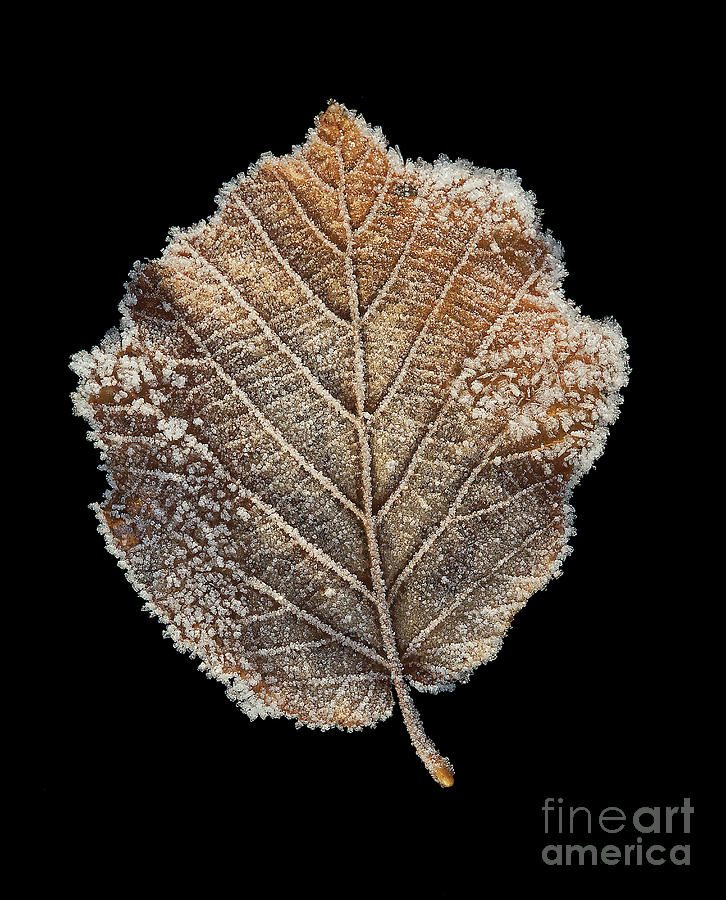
left=71, top=103, right=628, bottom=786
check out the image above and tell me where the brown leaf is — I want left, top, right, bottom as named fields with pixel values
left=71, top=103, right=628, bottom=786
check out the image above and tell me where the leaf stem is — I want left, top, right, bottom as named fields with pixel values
left=337, top=140, right=454, bottom=788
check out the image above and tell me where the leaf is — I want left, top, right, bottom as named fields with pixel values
left=71, top=103, right=628, bottom=786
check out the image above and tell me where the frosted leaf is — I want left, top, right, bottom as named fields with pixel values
left=70, top=103, right=628, bottom=786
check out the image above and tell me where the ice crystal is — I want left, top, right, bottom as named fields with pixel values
left=71, top=103, right=628, bottom=786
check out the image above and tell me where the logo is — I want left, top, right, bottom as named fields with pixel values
left=541, top=797, right=693, bottom=866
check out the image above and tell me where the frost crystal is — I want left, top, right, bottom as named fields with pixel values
left=71, top=103, right=628, bottom=786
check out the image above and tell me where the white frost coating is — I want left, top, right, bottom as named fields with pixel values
left=70, top=102, right=628, bottom=785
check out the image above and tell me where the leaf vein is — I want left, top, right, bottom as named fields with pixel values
left=178, top=242, right=357, bottom=424
left=179, top=320, right=365, bottom=521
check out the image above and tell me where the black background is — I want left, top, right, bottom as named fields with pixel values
left=26, top=17, right=707, bottom=896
